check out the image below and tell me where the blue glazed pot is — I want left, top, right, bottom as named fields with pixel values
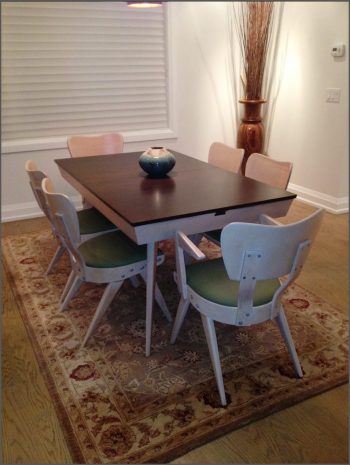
left=139, top=147, right=176, bottom=178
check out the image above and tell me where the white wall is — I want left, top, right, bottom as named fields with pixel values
left=1, top=1, right=348, bottom=221
left=268, top=2, right=349, bottom=209
left=167, top=2, right=236, bottom=160
left=169, top=1, right=349, bottom=212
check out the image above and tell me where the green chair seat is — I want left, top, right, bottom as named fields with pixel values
left=205, top=229, right=222, bottom=243
left=187, top=258, right=280, bottom=307
left=77, top=208, right=116, bottom=235
left=79, top=230, right=161, bottom=268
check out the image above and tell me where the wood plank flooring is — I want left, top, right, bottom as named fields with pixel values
left=2, top=201, right=348, bottom=464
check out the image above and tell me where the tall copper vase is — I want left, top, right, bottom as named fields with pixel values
left=237, top=99, right=266, bottom=174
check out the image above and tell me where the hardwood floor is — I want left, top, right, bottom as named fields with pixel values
left=2, top=201, right=348, bottom=464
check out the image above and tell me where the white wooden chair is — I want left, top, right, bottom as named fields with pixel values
left=171, top=209, right=324, bottom=406
left=197, top=143, right=244, bottom=247
left=67, top=132, right=124, bottom=158
left=208, top=142, right=245, bottom=174
left=245, top=152, right=293, bottom=190
left=67, top=132, right=124, bottom=209
left=25, top=160, right=116, bottom=274
left=205, top=153, right=293, bottom=246
left=42, top=177, right=172, bottom=354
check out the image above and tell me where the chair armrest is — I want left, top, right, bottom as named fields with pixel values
left=259, top=214, right=283, bottom=226
left=175, top=231, right=206, bottom=299
left=176, top=231, right=206, bottom=261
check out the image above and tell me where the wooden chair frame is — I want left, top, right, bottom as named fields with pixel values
left=25, top=160, right=116, bottom=274
left=67, top=132, right=124, bottom=208
left=42, top=178, right=171, bottom=355
left=245, top=153, right=293, bottom=190
left=171, top=209, right=324, bottom=406
left=204, top=153, right=293, bottom=247
left=67, top=132, right=124, bottom=158
left=25, top=160, right=67, bottom=274
left=208, top=142, right=245, bottom=174
left=201, top=143, right=245, bottom=247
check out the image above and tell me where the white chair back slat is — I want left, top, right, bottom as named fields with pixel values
left=42, top=178, right=81, bottom=248
left=221, top=209, right=324, bottom=281
left=236, top=250, right=261, bottom=309
left=25, top=160, right=69, bottom=275
left=25, top=160, right=52, bottom=220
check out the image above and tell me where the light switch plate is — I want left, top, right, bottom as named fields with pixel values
left=331, top=45, right=345, bottom=57
left=326, top=88, right=341, bottom=103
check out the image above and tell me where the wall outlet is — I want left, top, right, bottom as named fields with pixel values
left=326, top=88, right=341, bottom=103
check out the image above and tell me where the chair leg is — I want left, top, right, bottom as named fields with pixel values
left=170, top=297, right=190, bottom=344
left=81, top=281, right=123, bottom=348
left=155, top=283, right=172, bottom=321
left=59, top=270, right=76, bottom=303
left=140, top=271, right=172, bottom=322
left=45, top=244, right=65, bottom=275
left=275, top=308, right=303, bottom=378
left=129, top=275, right=140, bottom=288
left=60, top=274, right=83, bottom=311
left=201, top=314, right=227, bottom=406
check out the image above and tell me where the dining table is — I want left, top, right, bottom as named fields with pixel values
left=55, top=150, right=296, bottom=356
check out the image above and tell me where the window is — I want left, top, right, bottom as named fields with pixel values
left=2, top=2, right=174, bottom=152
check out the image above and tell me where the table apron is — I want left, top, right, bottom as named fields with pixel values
left=58, top=167, right=293, bottom=245
left=134, top=199, right=293, bottom=244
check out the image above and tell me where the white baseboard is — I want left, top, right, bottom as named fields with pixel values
left=288, top=183, right=349, bottom=214
left=1, top=196, right=83, bottom=223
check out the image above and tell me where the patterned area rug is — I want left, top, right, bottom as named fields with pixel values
left=2, top=230, right=348, bottom=464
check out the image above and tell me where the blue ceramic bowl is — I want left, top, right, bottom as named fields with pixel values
left=139, top=147, right=176, bottom=178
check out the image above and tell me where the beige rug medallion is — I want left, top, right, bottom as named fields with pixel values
left=2, top=230, right=348, bottom=463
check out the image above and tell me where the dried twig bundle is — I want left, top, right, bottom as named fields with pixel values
left=234, top=2, right=274, bottom=100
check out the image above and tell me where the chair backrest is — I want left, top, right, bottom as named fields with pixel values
left=245, top=153, right=293, bottom=190
left=221, top=209, right=323, bottom=283
left=42, top=177, right=81, bottom=252
left=208, top=142, right=245, bottom=174
left=25, top=160, right=53, bottom=221
left=67, top=132, right=124, bottom=158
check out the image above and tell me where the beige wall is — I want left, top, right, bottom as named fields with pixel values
left=1, top=1, right=348, bottom=220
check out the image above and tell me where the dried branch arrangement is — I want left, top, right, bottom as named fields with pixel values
left=233, top=2, right=274, bottom=100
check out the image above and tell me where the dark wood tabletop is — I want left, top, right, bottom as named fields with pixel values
left=55, top=151, right=296, bottom=226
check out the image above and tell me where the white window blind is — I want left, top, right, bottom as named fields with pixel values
left=2, top=2, right=171, bottom=144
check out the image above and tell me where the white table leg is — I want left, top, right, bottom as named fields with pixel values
left=145, top=242, right=157, bottom=357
